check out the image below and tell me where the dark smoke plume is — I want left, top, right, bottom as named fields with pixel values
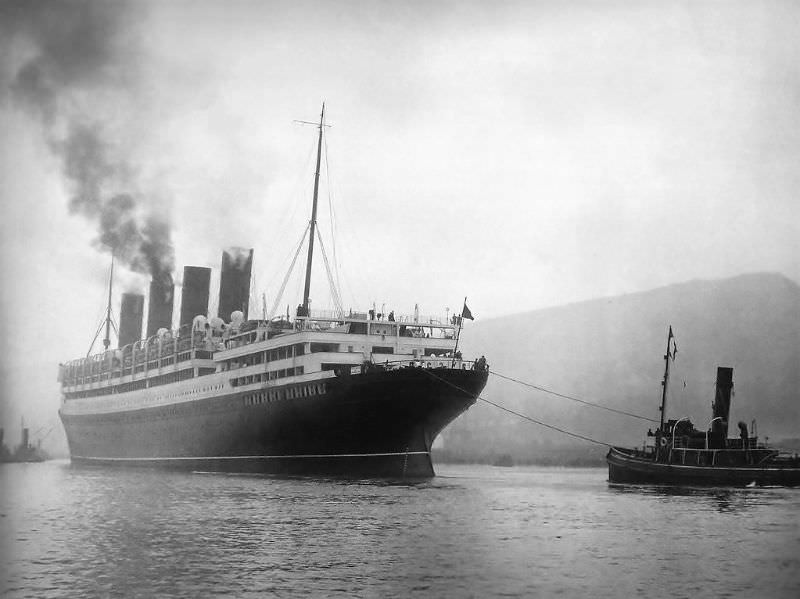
left=0, top=0, right=174, bottom=282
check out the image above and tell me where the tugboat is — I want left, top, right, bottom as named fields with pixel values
left=607, top=327, right=800, bottom=486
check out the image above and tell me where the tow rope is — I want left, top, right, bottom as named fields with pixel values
left=422, top=369, right=613, bottom=447
left=490, top=370, right=657, bottom=424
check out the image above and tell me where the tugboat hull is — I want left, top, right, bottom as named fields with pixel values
left=607, top=447, right=800, bottom=487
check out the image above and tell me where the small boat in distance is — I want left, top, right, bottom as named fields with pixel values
left=0, top=424, right=48, bottom=463
left=607, top=327, right=800, bottom=486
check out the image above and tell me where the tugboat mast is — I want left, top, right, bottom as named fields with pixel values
left=301, top=103, right=325, bottom=314
left=658, top=325, right=674, bottom=432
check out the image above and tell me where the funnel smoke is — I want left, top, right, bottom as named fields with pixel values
left=0, top=0, right=174, bottom=281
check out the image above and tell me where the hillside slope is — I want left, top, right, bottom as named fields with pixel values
left=446, top=273, right=800, bottom=462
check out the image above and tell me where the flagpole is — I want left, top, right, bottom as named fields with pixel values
left=451, top=296, right=467, bottom=366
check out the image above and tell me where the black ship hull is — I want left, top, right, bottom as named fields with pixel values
left=60, top=366, right=487, bottom=478
left=607, top=446, right=800, bottom=487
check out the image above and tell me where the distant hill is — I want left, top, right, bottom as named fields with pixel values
left=444, top=273, right=800, bottom=464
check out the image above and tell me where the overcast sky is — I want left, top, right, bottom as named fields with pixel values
left=0, top=0, right=798, bottom=441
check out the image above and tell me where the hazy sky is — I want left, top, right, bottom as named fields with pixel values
left=0, top=0, right=798, bottom=441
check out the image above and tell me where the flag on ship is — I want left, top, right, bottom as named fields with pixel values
left=668, top=325, right=678, bottom=361
left=462, top=302, right=474, bottom=321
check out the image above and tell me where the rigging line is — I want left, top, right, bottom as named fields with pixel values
left=311, top=226, right=341, bottom=312
left=268, top=224, right=310, bottom=320
left=103, top=307, right=119, bottom=338
left=87, top=317, right=107, bottom=357
left=267, top=222, right=313, bottom=291
left=421, top=369, right=611, bottom=447
left=323, top=133, right=341, bottom=297
left=315, top=227, right=344, bottom=315
left=274, top=225, right=310, bottom=316
left=317, top=229, right=343, bottom=311
left=87, top=278, right=112, bottom=353
left=326, top=174, right=371, bottom=307
left=490, top=371, right=658, bottom=423
left=262, top=136, right=318, bottom=283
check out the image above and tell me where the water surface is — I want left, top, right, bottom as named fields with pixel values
left=2, top=461, right=798, bottom=597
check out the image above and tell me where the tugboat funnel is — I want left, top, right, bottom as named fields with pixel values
left=712, top=366, right=734, bottom=438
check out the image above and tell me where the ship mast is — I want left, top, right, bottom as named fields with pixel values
left=658, top=325, right=674, bottom=432
left=103, top=254, right=114, bottom=350
left=301, top=103, right=325, bottom=315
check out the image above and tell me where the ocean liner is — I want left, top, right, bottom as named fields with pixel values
left=58, top=106, right=489, bottom=478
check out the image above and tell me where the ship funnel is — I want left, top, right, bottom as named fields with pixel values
left=712, top=366, right=734, bottom=438
left=179, top=266, right=211, bottom=328
left=146, top=275, right=175, bottom=338
left=218, top=247, right=253, bottom=321
left=119, top=293, right=145, bottom=348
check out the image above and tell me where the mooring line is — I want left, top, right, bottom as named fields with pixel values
left=422, top=369, right=612, bottom=447
left=490, top=370, right=658, bottom=424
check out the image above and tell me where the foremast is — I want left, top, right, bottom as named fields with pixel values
left=103, top=254, right=114, bottom=350
left=86, top=253, right=116, bottom=357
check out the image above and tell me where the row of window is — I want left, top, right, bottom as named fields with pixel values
left=157, top=382, right=225, bottom=402
left=243, top=382, right=327, bottom=406
left=222, top=343, right=306, bottom=371
left=321, top=363, right=359, bottom=372
left=65, top=378, right=148, bottom=399
left=310, top=342, right=339, bottom=353
left=64, top=367, right=216, bottom=400
left=423, top=348, right=451, bottom=356
left=221, top=342, right=407, bottom=373
left=63, top=350, right=214, bottom=386
left=145, top=368, right=196, bottom=389
left=230, top=366, right=305, bottom=388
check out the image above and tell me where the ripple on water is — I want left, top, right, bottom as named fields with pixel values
left=1, top=462, right=799, bottom=598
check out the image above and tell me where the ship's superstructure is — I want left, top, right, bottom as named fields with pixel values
left=58, top=106, right=488, bottom=477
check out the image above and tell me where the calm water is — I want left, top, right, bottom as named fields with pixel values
left=1, top=461, right=798, bottom=598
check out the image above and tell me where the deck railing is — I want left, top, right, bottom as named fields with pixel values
left=62, top=308, right=470, bottom=388
left=61, top=337, right=214, bottom=388
left=666, top=446, right=775, bottom=466
left=303, top=308, right=456, bottom=327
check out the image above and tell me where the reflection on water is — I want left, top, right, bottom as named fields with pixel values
left=2, top=461, right=798, bottom=598
left=607, top=482, right=794, bottom=513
